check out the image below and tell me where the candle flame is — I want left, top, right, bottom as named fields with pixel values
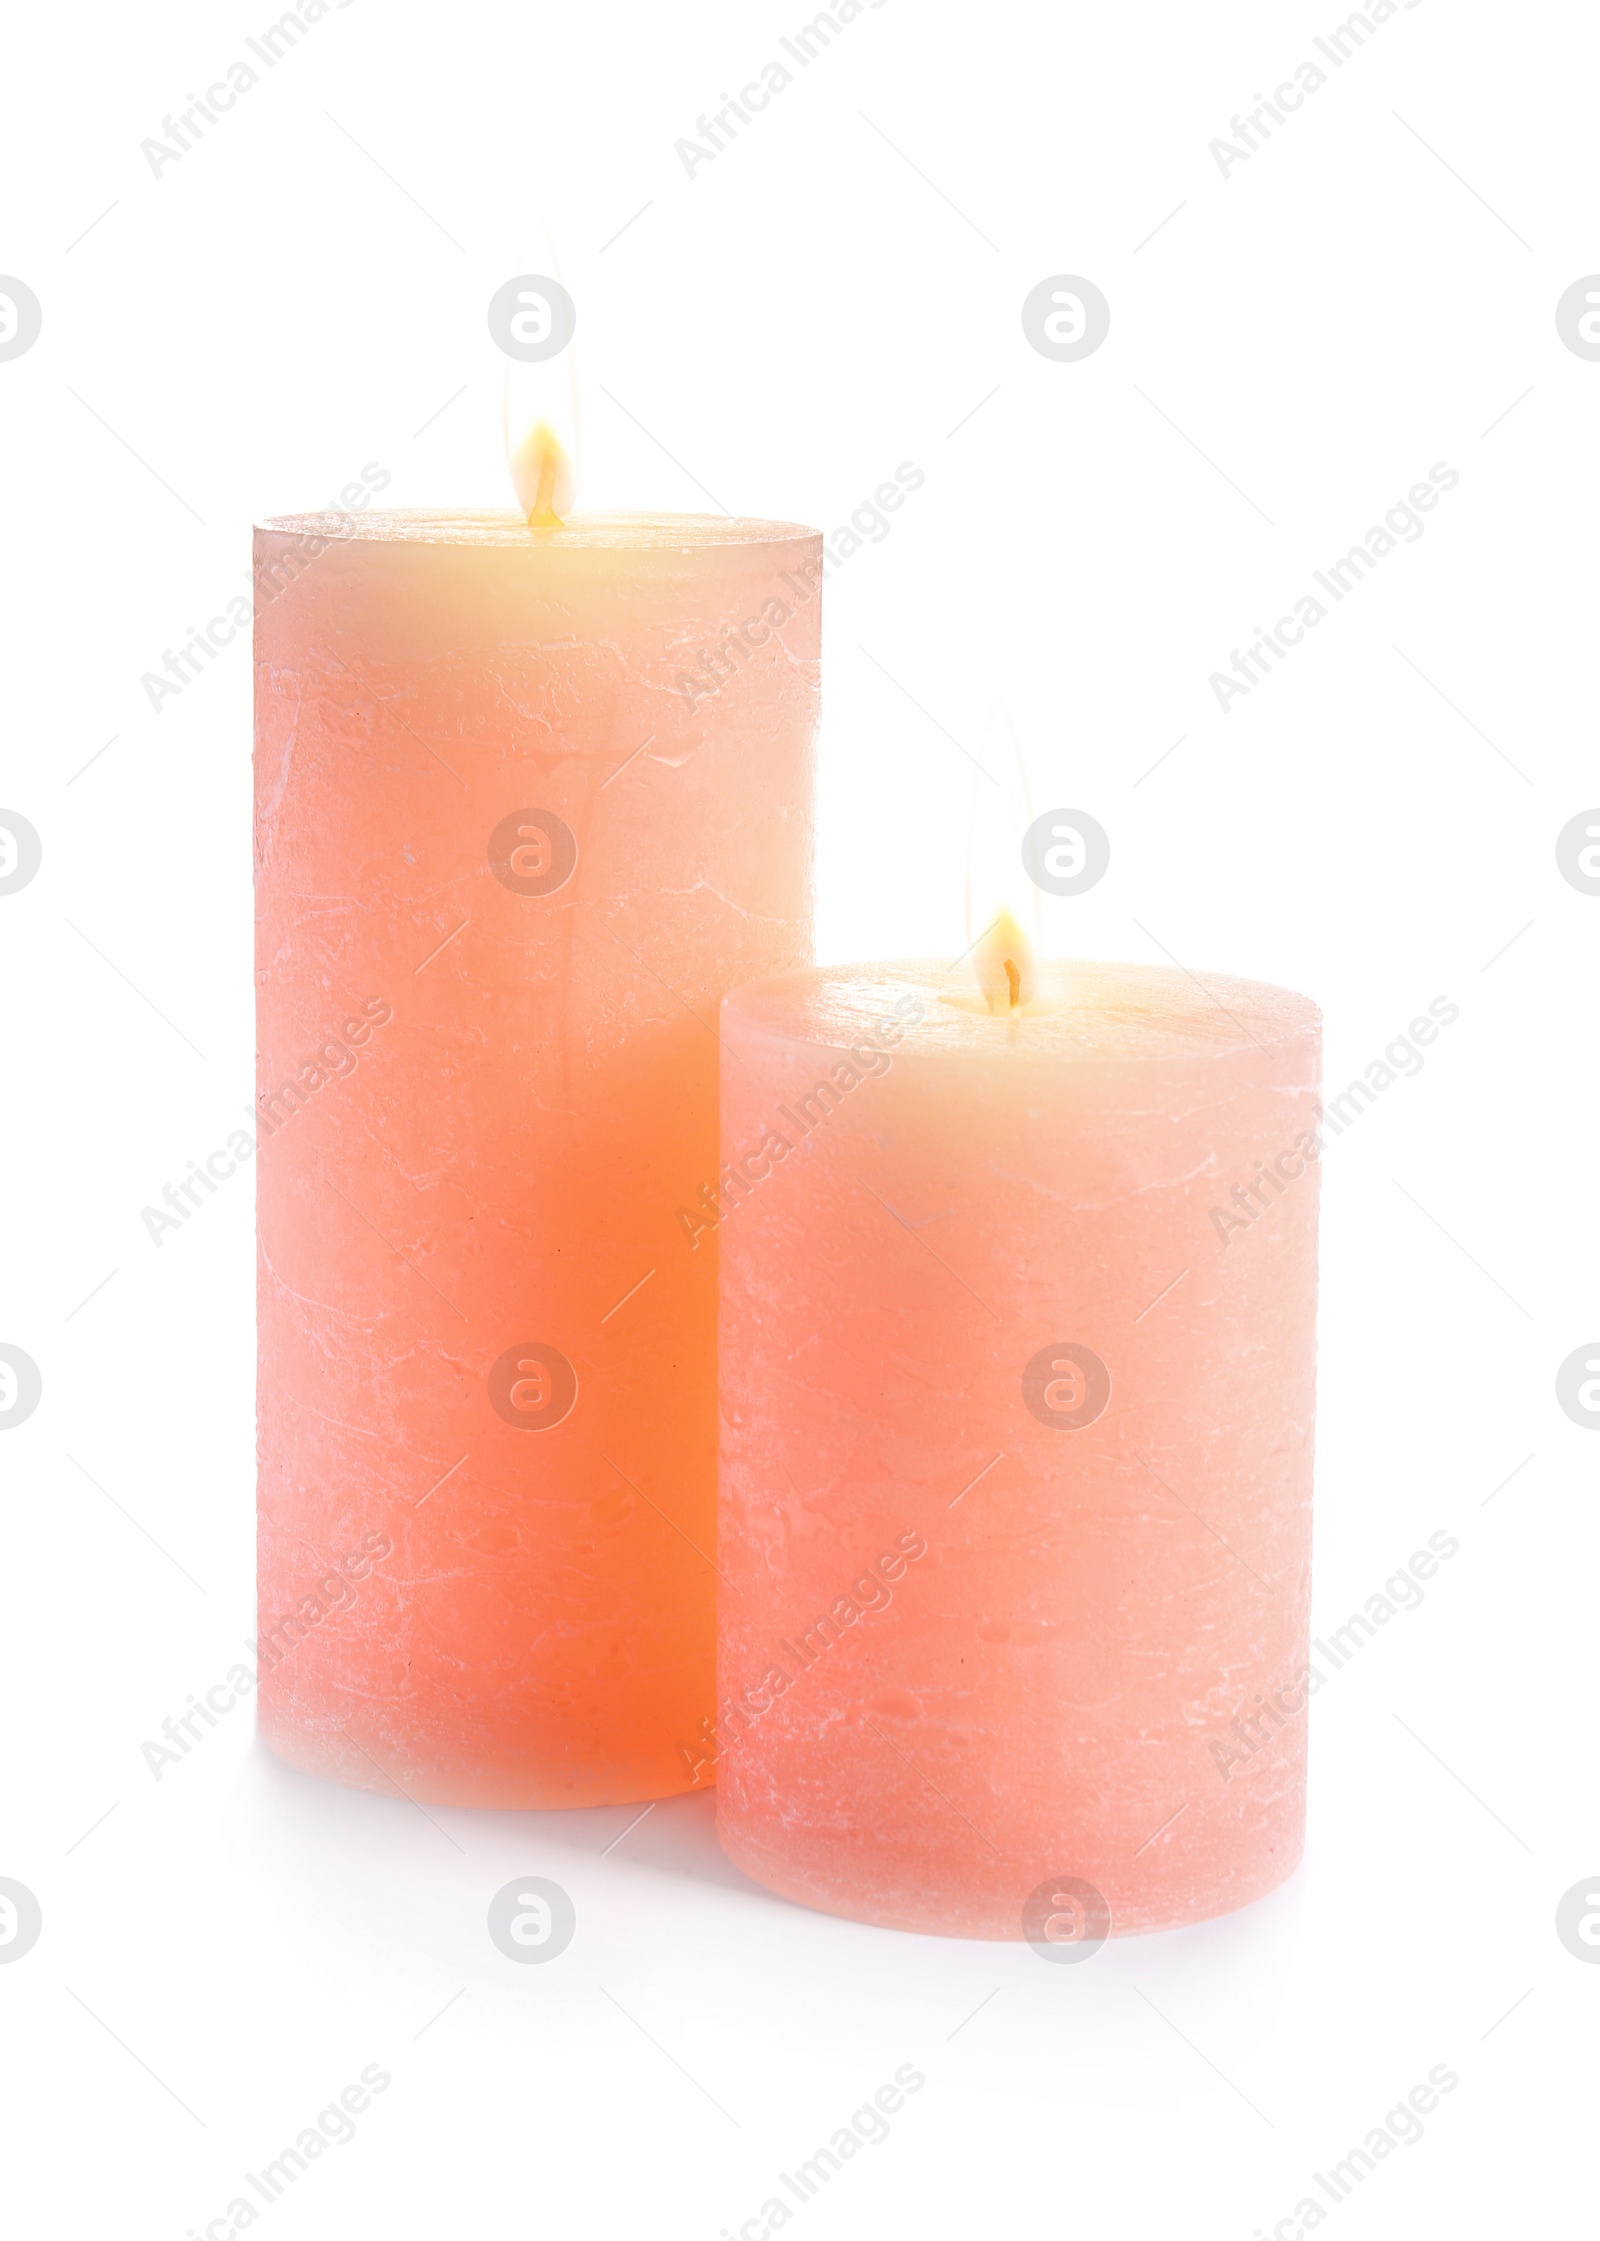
left=500, top=236, right=580, bottom=529
left=962, top=702, right=1042, bottom=1015
left=511, top=421, right=574, bottom=529
left=972, top=910, right=1039, bottom=1015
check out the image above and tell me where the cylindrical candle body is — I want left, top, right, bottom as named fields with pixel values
left=715, top=961, right=1320, bottom=1938
left=254, top=512, right=820, bottom=1807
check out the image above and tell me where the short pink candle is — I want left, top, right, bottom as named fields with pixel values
left=713, top=957, right=1321, bottom=1939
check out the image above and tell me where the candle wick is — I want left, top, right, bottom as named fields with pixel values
left=971, top=908, right=1037, bottom=1014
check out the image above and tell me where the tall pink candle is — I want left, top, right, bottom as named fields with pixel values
left=254, top=511, right=820, bottom=1808
left=713, top=957, right=1320, bottom=1939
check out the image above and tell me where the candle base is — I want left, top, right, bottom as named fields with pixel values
left=718, top=1813, right=1303, bottom=1942
left=258, top=1706, right=711, bottom=1812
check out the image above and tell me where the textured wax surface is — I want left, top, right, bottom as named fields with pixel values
left=715, top=960, right=1321, bottom=1937
left=254, top=514, right=820, bottom=1807
left=261, top=511, right=818, bottom=550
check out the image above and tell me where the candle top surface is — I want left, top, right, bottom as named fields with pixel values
left=725, top=959, right=1320, bottom=1062
left=256, top=509, right=819, bottom=550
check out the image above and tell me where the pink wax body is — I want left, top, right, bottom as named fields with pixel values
left=714, top=960, right=1321, bottom=1939
left=253, top=511, right=820, bottom=1808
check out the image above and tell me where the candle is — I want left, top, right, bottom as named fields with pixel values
left=254, top=503, right=822, bottom=1806
left=713, top=929, right=1320, bottom=1938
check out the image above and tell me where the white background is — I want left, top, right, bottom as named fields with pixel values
left=1, top=0, right=1596, bottom=2233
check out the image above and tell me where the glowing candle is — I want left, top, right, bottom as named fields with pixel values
left=714, top=925, right=1320, bottom=1937
left=254, top=434, right=822, bottom=1806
